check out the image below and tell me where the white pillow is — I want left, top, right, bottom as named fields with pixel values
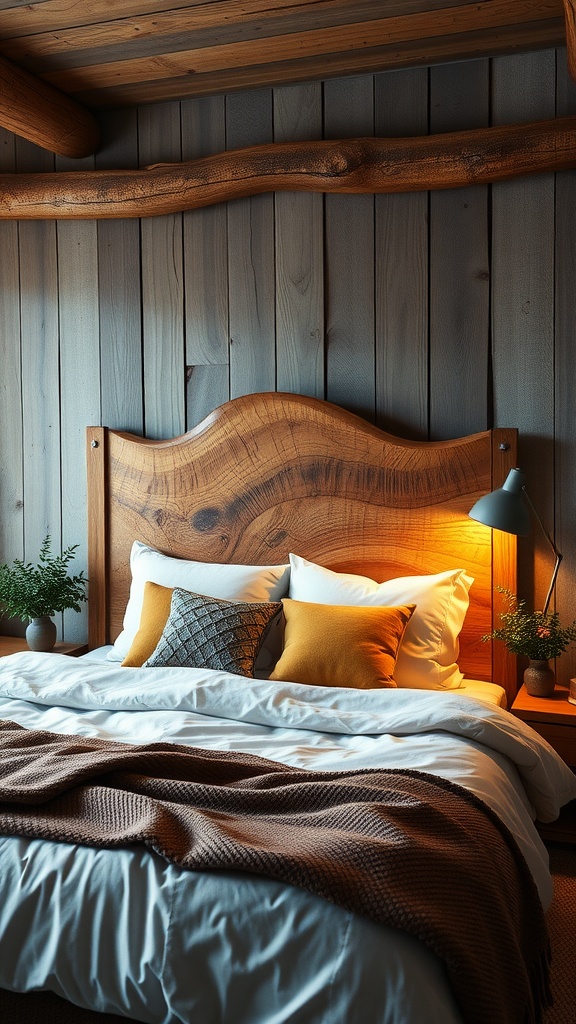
left=288, top=554, right=473, bottom=690
left=108, top=541, right=290, bottom=663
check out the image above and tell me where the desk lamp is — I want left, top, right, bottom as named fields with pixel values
left=468, top=467, right=562, bottom=615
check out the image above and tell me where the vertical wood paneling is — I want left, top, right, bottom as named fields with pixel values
left=183, top=365, right=227, bottom=427
left=0, top=128, right=24, bottom=634
left=139, top=102, right=185, bottom=439
left=374, top=68, right=428, bottom=439
left=96, top=110, right=143, bottom=433
left=324, top=76, right=375, bottom=421
left=554, top=50, right=576, bottom=685
left=492, top=51, right=556, bottom=613
left=429, top=60, right=490, bottom=440
left=182, top=95, right=229, bottom=426
left=1, top=48, right=574, bottom=665
left=0, top=129, right=22, bottom=562
left=56, top=152, right=100, bottom=642
left=274, top=82, right=324, bottom=398
left=226, top=89, right=276, bottom=398
left=15, top=140, right=62, bottom=633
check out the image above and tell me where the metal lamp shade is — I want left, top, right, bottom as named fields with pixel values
left=468, top=468, right=531, bottom=536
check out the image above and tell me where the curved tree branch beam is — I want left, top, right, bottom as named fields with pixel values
left=1, top=117, right=575, bottom=220
left=0, top=54, right=100, bottom=158
left=564, top=0, right=576, bottom=81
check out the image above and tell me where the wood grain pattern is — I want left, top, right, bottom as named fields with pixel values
left=0, top=0, right=541, bottom=61
left=56, top=153, right=100, bottom=644
left=182, top=95, right=229, bottom=367
left=374, top=68, right=428, bottom=440
left=182, top=94, right=230, bottom=425
left=15, top=140, right=63, bottom=637
left=1, top=52, right=570, bottom=704
left=491, top=429, right=519, bottom=690
left=139, top=102, right=185, bottom=440
left=2, top=116, right=576, bottom=219
left=274, top=83, right=324, bottom=398
left=86, top=392, right=518, bottom=701
left=95, top=110, right=144, bottom=434
left=324, top=76, right=375, bottom=420
left=0, top=0, right=564, bottom=108
left=429, top=60, right=490, bottom=440
left=564, top=0, right=576, bottom=79
left=0, top=127, right=23, bottom=606
left=41, top=2, right=551, bottom=91
left=226, top=89, right=276, bottom=399
left=0, top=637, right=88, bottom=657
left=554, top=56, right=576, bottom=686
left=64, top=19, right=565, bottom=109
left=492, top=52, right=556, bottom=617
left=186, top=364, right=230, bottom=430
left=86, top=428, right=108, bottom=653
left=0, top=53, right=100, bottom=156
left=553, top=59, right=576, bottom=688
left=1, top=0, right=467, bottom=59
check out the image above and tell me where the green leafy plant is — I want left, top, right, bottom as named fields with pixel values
left=0, top=535, right=87, bottom=621
left=482, top=587, right=576, bottom=661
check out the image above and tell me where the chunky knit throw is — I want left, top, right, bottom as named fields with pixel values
left=0, top=719, right=551, bottom=1024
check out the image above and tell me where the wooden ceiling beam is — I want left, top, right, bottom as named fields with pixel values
left=35, top=2, right=566, bottom=95
left=0, top=116, right=575, bottom=220
left=0, top=1, right=566, bottom=110
left=564, top=0, right=576, bottom=79
left=70, top=21, right=567, bottom=108
left=0, top=54, right=100, bottom=157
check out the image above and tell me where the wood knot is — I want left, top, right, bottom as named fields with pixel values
left=192, top=507, right=221, bottom=532
left=325, top=140, right=364, bottom=178
left=328, top=152, right=350, bottom=175
left=264, top=529, right=289, bottom=548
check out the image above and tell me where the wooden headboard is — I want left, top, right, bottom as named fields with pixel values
left=86, top=392, right=518, bottom=702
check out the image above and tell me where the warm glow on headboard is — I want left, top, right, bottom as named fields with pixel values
left=87, top=393, right=518, bottom=703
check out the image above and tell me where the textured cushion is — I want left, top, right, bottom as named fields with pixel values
left=287, top=554, right=473, bottom=690
left=109, top=541, right=290, bottom=663
left=144, top=588, right=282, bottom=676
left=269, top=599, right=415, bottom=689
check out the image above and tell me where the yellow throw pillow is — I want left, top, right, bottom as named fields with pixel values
left=122, top=581, right=173, bottom=667
left=269, top=599, right=415, bottom=689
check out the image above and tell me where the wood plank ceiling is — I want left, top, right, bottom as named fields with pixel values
left=0, top=0, right=567, bottom=110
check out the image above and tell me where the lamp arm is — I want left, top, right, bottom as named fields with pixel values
left=521, top=487, right=563, bottom=616
left=542, top=553, right=563, bottom=617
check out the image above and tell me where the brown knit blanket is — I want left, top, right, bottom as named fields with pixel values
left=0, top=719, right=550, bottom=1024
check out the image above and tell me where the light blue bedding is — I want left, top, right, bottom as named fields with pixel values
left=0, top=652, right=574, bottom=1023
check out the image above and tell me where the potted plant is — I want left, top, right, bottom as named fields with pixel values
left=0, top=535, right=87, bottom=651
left=483, top=587, right=576, bottom=697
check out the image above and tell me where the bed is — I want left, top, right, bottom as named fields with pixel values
left=0, top=390, right=575, bottom=1024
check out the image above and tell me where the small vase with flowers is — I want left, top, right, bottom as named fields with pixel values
left=483, top=588, right=576, bottom=698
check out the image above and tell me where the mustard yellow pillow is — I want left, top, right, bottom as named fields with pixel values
left=269, top=599, right=415, bottom=689
left=122, top=581, right=173, bottom=667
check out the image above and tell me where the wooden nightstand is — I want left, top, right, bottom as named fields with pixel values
left=511, top=684, right=576, bottom=767
left=0, top=636, right=88, bottom=658
left=511, top=684, right=576, bottom=843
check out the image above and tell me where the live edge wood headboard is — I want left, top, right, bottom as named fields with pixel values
left=86, top=392, right=519, bottom=704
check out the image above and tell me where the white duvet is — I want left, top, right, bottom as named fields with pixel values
left=0, top=651, right=575, bottom=1024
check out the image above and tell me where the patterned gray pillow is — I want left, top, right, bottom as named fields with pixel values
left=144, top=588, right=282, bottom=676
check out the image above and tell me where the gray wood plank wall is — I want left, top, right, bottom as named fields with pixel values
left=1, top=48, right=575, bottom=685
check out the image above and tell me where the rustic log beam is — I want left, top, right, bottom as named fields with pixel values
left=0, top=116, right=575, bottom=220
left=564, top=0, right=576, bottom=81
left=0, top=53, right=100, bottom=158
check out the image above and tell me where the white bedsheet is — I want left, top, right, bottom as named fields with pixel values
left=0, top=651, right=574, bottom=1024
